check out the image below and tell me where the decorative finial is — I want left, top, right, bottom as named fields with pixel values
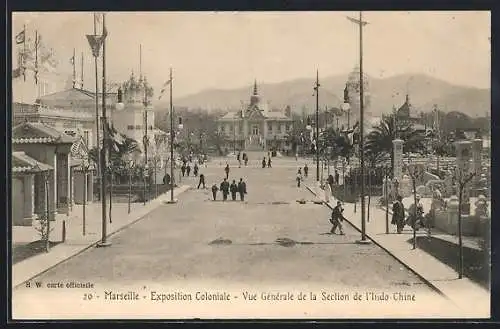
left=253, top=79, right=258, bottom=95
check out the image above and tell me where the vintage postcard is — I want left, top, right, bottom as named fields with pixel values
left=10, top=11, right=491, bottom=319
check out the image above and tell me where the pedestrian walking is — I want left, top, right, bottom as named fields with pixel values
left=327, top=174, right=334, bottom=194
left=243, top=153, right=249, bottom=166
left=163, top=173, right=170, bottom=185
left=193, top=163, right=199, bottom=176
left=324, top=182, right=331, bottom=203
left=237, top=151, right=241, bottom=168
left=304, top=164, right=309, bottom=177
left=406, top=195, right=425, bottom=230
left=220, top=178, right=230, bottom=201
left=224, top=163, right=230, bottom=180
left=230, top=180, right=238, bottom=201
left=267, top=157, right=272, bottom=168
left=392, top=195, right=405, bottom=233
left=262, top=157, right=266, bottom=168
left=186, top=164, right=191, bottom=176
left=238, top=178, right=247, bottom=201
left=181, top=163, right=186, bottom=177
left=211, top=184, right=219, bottom=201
left=295, top=153, right=298, bottom=161
left=330, top=201, right=346, bottom=235
left=334, top=170, right=340, bottom=185
left=296, top=170, right=302, bottom=187
left=197, top=173, right=206, bottom=189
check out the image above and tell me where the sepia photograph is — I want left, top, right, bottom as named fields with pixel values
left=10, top=10, right=491, bottom=319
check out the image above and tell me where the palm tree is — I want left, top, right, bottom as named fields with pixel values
left=365, top=113, right=425, bottom=177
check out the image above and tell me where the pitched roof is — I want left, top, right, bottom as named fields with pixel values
left=37, top=88, right=117, bottom=103
left=12, top=151, right=53, bottom=173
left=12, top=122, right=76, bottom=144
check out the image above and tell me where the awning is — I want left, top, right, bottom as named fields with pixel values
left=12, top=152, right=53, bottom=173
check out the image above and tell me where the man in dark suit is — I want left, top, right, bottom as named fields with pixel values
left=237, top=178, right=247, bottom=201
left=330, top=201, right=346, bottom=235
left=220, top=178, right=230, bottom=201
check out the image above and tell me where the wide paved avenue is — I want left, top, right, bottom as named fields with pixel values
left=14, top=154, right=457, bottom=318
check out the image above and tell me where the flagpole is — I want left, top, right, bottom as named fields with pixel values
left=93, top=12, right=101, bottom=208
left=358, top=11, right=368, bottom=244
left=81, top=52, right=84, bottom=89
left=167, top=67, right=177, bottom=204
left=97, top=13, right=110, bottom=247
left=23, top=24, right=26, bottom=82
left=34, top=30, right=38, bottom=86
left=72, top=48, right=76, bottom=88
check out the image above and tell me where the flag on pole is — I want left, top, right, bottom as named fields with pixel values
left=69, top=54, right=75, bottom=65
left=15, top=30, right=25, bottom=44
left=157, top=79, right=172, bottom=100
left=86, top=34, right=103, bottom=58
left=346, top=15, right=368, bottom=26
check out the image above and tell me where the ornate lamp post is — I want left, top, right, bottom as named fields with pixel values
left=81, top=157, right=90, bottom=236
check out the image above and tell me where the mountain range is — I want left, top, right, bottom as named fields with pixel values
left=162, top=73, right=490, bottom=118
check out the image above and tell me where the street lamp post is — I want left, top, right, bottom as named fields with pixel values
left=314, top=70, right=320, bottom=183
left=348, top=11, right=370, bottom=244
left=97, top=13, right=110, bottom=247
left=167, top=68, right=182, bottom=204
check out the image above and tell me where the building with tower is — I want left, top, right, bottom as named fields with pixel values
left=111, top=71, right=168, bottom=164
left=343, top=65, right=379, bottom=134
left=217, top=81, right=293, bottom=152
left=394, top=94, right=427, bottom=133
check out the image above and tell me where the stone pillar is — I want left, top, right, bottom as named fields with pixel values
left=472, top=139, right=483, bottom=193
left=455, top=140, right=473, bottom=215
left=392, top=139, right=404, bottom=181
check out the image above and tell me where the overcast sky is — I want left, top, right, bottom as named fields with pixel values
left=12, top=11, right=490, bottom=98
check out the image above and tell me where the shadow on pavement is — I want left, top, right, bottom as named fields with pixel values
left=406, top=236, right=489, bottom=289
left=209, top=237, right=356, bottom=247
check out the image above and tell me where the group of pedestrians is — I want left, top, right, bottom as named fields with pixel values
left=237, top=151, right=249, bottom=167
left=212, top=178, right=247, bottom=202
left=208, top=163, right=248, bottom=202
left=391, top=194, right=426, bottom=233
left=181, top=160, right=199, bottom=177
left=262, top=156, right=272, bottom=168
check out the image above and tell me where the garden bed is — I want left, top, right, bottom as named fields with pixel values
left=12, top=240, right=62, bottom=265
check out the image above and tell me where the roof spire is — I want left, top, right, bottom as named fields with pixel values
left=253, top=79, right=258, bottom=95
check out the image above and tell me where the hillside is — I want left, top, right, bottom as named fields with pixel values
left=160, top=73, right=490, bottom=117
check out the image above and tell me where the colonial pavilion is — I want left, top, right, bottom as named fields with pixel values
left=217, top=81, right=293, bottom=152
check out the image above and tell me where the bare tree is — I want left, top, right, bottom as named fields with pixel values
left=403, top=158, right=424, bottom=250
left=456, top=169, right=476, bottom=279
